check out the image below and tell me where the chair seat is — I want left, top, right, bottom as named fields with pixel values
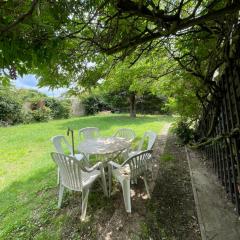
left=112, top=165, right=131, bottom=182
left=82, top=170, right=101, bottom=186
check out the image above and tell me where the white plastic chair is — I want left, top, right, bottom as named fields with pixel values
left=79, top=127, right=100, bottom=141
left=113, top=128, right=136, bottom=159
left=113, top=128, right=136, bottom=142
left=51, top=152, right=108, bottom=221
left=128, top=131, right=157, bottom=179
left=51, top=135, right=84, bottom=184
left=78, top=127, right=100, bottom=160
left=128, top=131, right=157, bottom=158
left=108, top=150, right=152, bottom=213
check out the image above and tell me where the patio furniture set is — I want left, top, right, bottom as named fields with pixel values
left=51, top=127, right=157, bottom=220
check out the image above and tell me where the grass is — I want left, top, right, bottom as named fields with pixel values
left=161, top=153, right=175, bottom=162
left=0, top=114, right=173, bottom=239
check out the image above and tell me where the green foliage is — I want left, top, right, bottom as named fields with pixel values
left=152, top=71, right=202, bottom=120
left=17, top=88, right=47, bottom=103
left=104, top=58, right=154, bottom=95
left=44, top=98, right=70, bottom=119
left=0, top=88, right=71, bottom=126
left=173, top=120, right=195, bottom=144
left=82, top=95, right=101, bottom=115
left=0, top=0, right=233, bottom=128
left=0, top=88, right=22, bottom=125
left=31, top=106, right=52, bottom=122
left=18, top=88, right=71, bottom=121
left=0, top=0, right=234, bottom=87
left=82, top=94, right=110, bottom=115
left=0, top=1, right=79, bottom=85
left=161, top=153, right=174, bottom=162
left=98, top=56, right=172, bottom=116
left=21, top=112, right=34, bottom=124
left=136, top=93, right=168, bottom=114
left=81, top=89, right=169, bottom=115
left=100, top=90, right=129, bottom=112
left=0, top=0, right=236, bottom=128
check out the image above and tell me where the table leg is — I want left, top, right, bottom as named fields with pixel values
left=108, top=163, right=112, bottom=197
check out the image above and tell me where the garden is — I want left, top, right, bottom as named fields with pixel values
left=0, top=114, right=178, bottom=239
left=1, top=1, right=240, bottom=240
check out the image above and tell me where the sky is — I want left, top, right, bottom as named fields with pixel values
left=14, top=74, right=67, bottom=97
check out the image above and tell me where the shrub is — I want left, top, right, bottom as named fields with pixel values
left=21, top=112, right=34, bottom=124
left=0, top=90, right=22, bottom=125
left=136, top=93, right=168, bottom=114
left=173, top=120, right=195, bottom=144
left=102, top=91, right=169, bottom=114
left=82, top=96, right=101, bottom=115
left=101, top=91, right=129, bottom=112
left=17, top=89, right=47, bottom=103
left=44, top=98, right=70, bottom=119
left=0, top=88, right=71, bottom=125
left=31, top=107, right=52, bottom=122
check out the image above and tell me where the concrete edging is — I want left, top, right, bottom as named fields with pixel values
left=185, top=146, right=206, bottom=240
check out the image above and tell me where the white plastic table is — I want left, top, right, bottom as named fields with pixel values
left=78, top=137, right=131, bottom=156
left=79, top=137, right=131, bottom=197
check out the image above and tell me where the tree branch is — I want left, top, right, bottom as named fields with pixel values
left=97, top=2, right=240, bottom=55
left=0, top=0, right=39, bottom=34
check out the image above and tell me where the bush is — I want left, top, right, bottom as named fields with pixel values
left=101, top=91, right=169, bottom=114
left=0, top=88, right=71, bottom=125
left=81, top=91, right=170, bottom=115
left=101, top=91, right=129, bottom=112
left=82, top=96, right=101, bottom=115
left=0, top=91, right=22, bottom=125
left=17, top=89, right=47, bottom=103
left=21, top=112, right=34, bottom=124
left=173, top=120, right=195, bottom=144
left=44, top=98, right=70, bottom=119
left=136, top=93, right=168, bottom=114
left=31, top=107, right=52, bottom=122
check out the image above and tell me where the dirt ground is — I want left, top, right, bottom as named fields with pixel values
left=59, top=133, right=201, bottom=240
left=141, top=134, right=201, bottom=240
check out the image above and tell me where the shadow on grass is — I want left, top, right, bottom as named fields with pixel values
left=0, top=166, right=115, bottom=239
left=0, top=165, right=155, bottom=239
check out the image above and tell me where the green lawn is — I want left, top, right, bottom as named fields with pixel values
left=0, top=114, right=173, bottom=239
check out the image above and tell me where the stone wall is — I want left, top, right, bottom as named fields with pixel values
left=70, top=98, right=85, bottom=116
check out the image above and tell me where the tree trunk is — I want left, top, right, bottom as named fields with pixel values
left=129, top=93, right=136, bottom=118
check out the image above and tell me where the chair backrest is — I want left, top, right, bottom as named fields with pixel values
left=79, top=127, right=100, bottom=140
left=137, top=131, right=157, bottom=151
left=114, top=128, right=136, bottom=142
left=122, top=150, right=152, bottom=179
left=51, top=135, right=73, bottom=155
left=51, top=152, right=86, bottom=191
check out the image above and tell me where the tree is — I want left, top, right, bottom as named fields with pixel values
left=1, top=0, right=239, bottom=85
left=152, top=70, right=203, bottom=121
left=1, top=0, right=239, bottom=130
left=102, top=55, right=170, bottom=117
left=0, top=1, right=71, bottom=83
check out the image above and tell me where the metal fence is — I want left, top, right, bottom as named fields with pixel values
left=196, top=64, right=240, bottom=215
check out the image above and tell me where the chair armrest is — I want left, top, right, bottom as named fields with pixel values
left=108, top=161, right=121, bottom=169
left=81, top=162, right=103, bottom=173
